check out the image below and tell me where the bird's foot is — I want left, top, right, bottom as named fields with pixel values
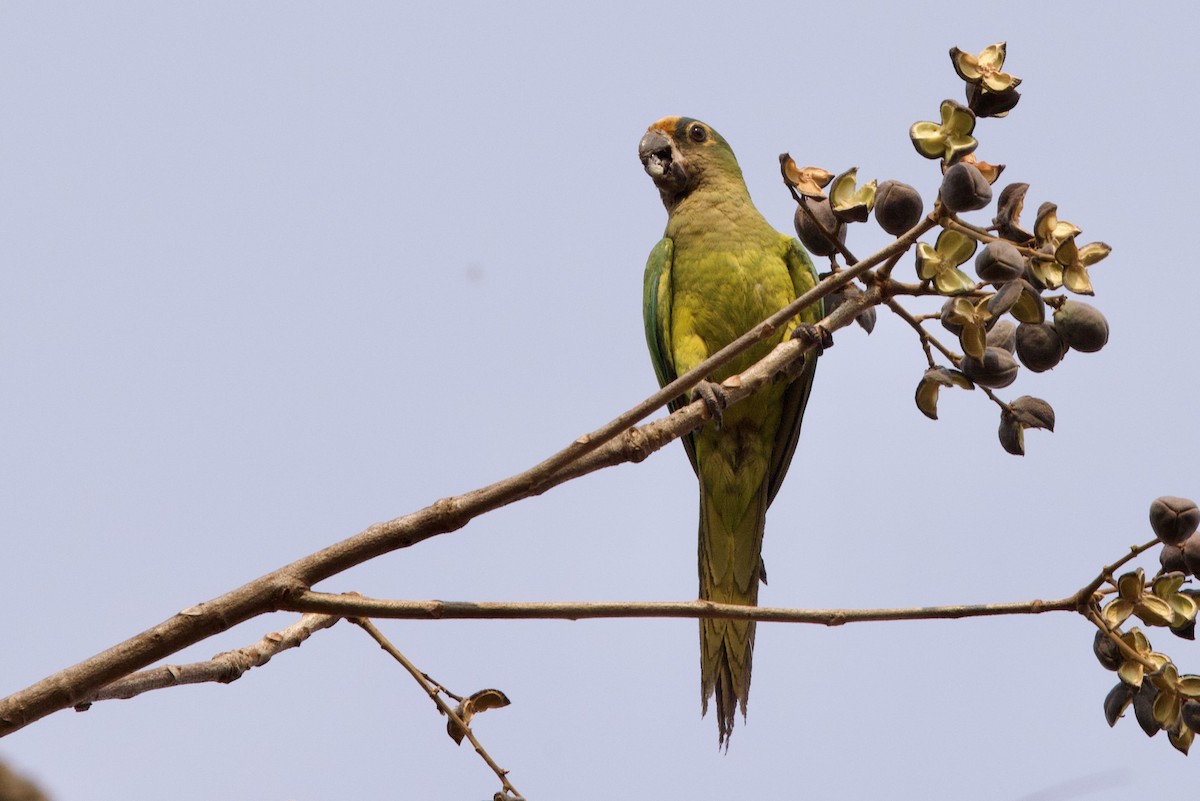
left=781, top=323, right=833, bottom=380
left=791, top=322, right=834, bottom=354
left=691, top=380, right=728, bottom=428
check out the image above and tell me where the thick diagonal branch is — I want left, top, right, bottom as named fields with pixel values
left=0, top=214, right=937, bottom=737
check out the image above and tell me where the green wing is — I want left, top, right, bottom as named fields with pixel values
left=643, top=237, right=699, bottom=474
left=766, top=237, right=823, bottom=506
left=642, top=238, right=674, bottom=392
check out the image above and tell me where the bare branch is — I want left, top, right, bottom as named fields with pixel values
left=52, top=538, right=1168, bottom=719
left=884, top=296, right=960, bottom=364
left=73, top=613, right=340, bottom=708
left=290, top=591, right=1076, bottom=624
left=1071, top=539, right=1160, bottom=608
left=354, top=619, right=523, bottom=800
left=0, top=215, right=936, bottom=737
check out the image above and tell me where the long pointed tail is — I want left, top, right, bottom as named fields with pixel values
left=698, top=482, right=768, bottom=748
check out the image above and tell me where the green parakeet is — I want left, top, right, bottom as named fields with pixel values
left=638, top=117, right=822, bottom=746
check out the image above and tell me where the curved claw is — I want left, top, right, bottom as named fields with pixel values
left=691, top=380, right=728, bottom=428
left=791, top=322, right=834, bottom=353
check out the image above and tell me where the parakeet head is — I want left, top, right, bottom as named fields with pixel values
left=638, top=117, right=743, bottom=211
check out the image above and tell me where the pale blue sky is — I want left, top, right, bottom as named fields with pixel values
left=3, top=3, right=1199, bottom=799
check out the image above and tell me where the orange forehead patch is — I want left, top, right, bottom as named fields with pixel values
left=648, top=116, right=681, bottom=134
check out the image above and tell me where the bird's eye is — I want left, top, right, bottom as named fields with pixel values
left=688, top=124, right=707, bottom=143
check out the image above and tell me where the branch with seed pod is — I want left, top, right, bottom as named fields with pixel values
left=781, top=41, right=1111, bottom=456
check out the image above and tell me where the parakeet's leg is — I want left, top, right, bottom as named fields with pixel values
left=780, top=323, right=832, bottom=382
left=690, top=380, right=728, bottom=427
left=791, top=322, right=833, bottom=352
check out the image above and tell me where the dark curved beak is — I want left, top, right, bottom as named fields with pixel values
left=639, top=129, right=674, bottom=179
left=639, top=128, right=691, bottom=209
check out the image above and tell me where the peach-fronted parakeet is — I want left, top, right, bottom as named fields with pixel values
left=638, top=117, right=822, bottom=746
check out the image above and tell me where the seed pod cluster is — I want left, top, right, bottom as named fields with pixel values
left=1095, top=496, right=1200, bottom=753
left=905, top=172, right=1112, bottom=453
left=784, top=41, right=1114, bottom=458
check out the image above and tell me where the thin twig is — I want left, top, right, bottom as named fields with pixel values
left=942, top=216, right=998, bottom=242
left=353, top=619, right=523, bottom=800
left=979, top=385, right=1012, bottom=412
left=421, top=672, right=464, bottom=703
left=291, top=591, right=1077, bottom=623
left=1086, top=608, right=1164, bottom=674
left=1071, top=539, right=1160, bottom=608
left=873, top=247, right=906, bottom=285
left=885, top=281, right=991, bottom=299
left=941, top=216, right=1044, bottom=259
left=884, top=297, right=960, bottom=364
left=53, top=533, right=1169, bottom=717
left=73, top=613, right=340, bottom=707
